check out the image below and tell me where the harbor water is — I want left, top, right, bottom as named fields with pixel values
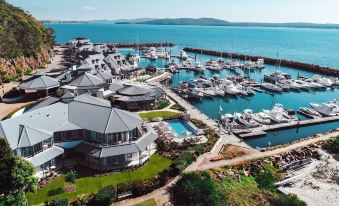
left=47, top=23, right=339, bottom=146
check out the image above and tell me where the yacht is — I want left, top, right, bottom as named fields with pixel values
left=191, top=61, right=206, bottom=72
left=200, top=88, right=215, bottom=97
left=252, top=112, right=271, bottom=125
left=179, top=50, right=189, bottom=60
left=261, top=83, right=283, bottom=92
left=217, top=57, right=225, bottom=64
left=222, top=82, right=241, bottom=95
left=228, top=60, right=241, bottom=68
left=312, top=75, right=333, bottom=87
left=299, top=107, right=322, bottom=119
left=256, top=59, right=265, bottom=69
left=310, top=102, right=339, bottom=116
left=303, top=78, right=325, bottom=89
left=182, top=58, right=193, bottom=68
left=283, top=80, right=302, bottom=91
left=206, top=60, right=222, bottom=71
left=235, top=110, right=260, bottom=128
left=188, top=88, right=204, bottom=98
left=264, top=104, right=291, bottom=123
left=149, top=49, right=158, bottom=60
left=165, top=60, right=180, bottom=68
left=212, top=87, right=225, bottom=96
left=293, top=79, right=312, bottom=91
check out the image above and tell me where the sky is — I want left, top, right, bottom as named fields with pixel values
left=7, top=0, right=339, bottom=24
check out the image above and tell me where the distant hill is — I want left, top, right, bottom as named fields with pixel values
left=135, top=18, right=339, bottom=29
left=90, top=18, right=157, bottom=24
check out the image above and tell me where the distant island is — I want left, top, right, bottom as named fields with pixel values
left=43, top=18, right=339, bottom=29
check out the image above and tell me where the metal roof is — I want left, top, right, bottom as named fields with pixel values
left=19, top=75, right=60, bottom=90
left=18, top=125, right=52, bottom=148
left=69, top=72, right=105, bottom=88
left=25, top=97, right=60, bottom=113
left=117, top=85, right=150, bottom=96
left=109, top=81, right=124, bottom=92
left=61, top=92, right=75, bottom=99
left=28, top=146, right=64, bottom=167
left=95, top=70, right=113, bottom=81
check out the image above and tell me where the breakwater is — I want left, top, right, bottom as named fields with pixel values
left=184, top=47, right=339, bottom=77
left=107, top=42, right=175, bottom=48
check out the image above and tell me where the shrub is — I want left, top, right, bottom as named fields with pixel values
left=170, top=104, right=187, bottom=112
left=46, top=198, right=69, bottom=206
left=173, top=151, right=196, bottom=173
left=2, top=77, right=17, bottom=84
left=254, top=163, right=284, bottom=191
left=173, top=172, right=220, bottom=206
left=65, top=170, right=77, bottom=184
left=322, top=137, right=339, bottom=154
left=271, top=194, right=307, bottom=206
left=154, top=99, right=170, bottom=110
left=94, top=185, right=117, bottom=206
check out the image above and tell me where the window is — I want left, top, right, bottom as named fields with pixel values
left=127, top=153, right=132, bottom=158
left=33, top=143, right=43, bottom=154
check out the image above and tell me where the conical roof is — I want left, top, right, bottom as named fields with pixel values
left=69, top=72, right=105, bottom=88
left=117, top=85, right=150, bottom=96
left=19, top=75, right=60, bottom=90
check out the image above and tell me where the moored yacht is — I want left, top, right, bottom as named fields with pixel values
left=235, top=109, right=260, bottom=128
left=252, top=112, right=271, bottom=125
left=310, top=102, right=339, bottom=117
left=190, top=61, right=206, bottom=72
left=206, top=60, right=222, bottom=71
left=179, top=50, right=189, bottom=60
left=263, top=104, right=291, bottom=123
left=261, top=83, right=283, bottom=92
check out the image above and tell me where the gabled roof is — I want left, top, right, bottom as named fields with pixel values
left=28, top=146, right=64, bottom=167
left=95, top=70, right=113, bottom=81
left=19, top=75, right=60, bottom=90
left=117, top=85, right=150, bottom=96
left=77, top=64, right=94, bottom=71
left=109, top=81, right=124, bottom=92
left=69, top=72, right=105, bottom=88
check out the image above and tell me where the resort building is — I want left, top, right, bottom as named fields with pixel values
left=104, top=53, right=134, bottom=75
left=0, top=95, right=158, bottom=176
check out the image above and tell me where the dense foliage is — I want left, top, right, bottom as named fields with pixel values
left=322, top=137, right=339, bottom=154
left=0, top=138, right=38, bottom=206
left=94, top=185, right=117, bottom=206
left=65, top=170, right=78, bottom=183
left=46, top=198, right=69, bottom=206
left=0, top=0, right=54, bottom=59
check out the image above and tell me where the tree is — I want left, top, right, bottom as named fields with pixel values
left=255, top=163, right=284, bottom=191
left=95, top=185, right=117, bottom=206
left=0, top=138, right=38, bottom=206
left=173, top=172, right=220, bottom=206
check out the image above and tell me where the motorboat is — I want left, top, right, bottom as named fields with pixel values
left=200, top=88, right=215, bottom=97
left=256, top=59, right=265, bottom=69
left=299, top=107, right=322, bottom=119
left=261, top=83, right=283, bottom=92
left=165, top=60, right=180, bottom=68
left=190, top=61, right=206, bottom=72
left=222, top=83, right=241, bottom=95
left=235, top=109, right=260, bottom=128
left=212, top=87, right=225, bottom=96
left=283, top=80, right=302, bottom=91
left=228, top=60, right=241, bottom=68
left=188, top=88, right=204, bottom=98
left=217, top=57, right=225, bottom=64
left=310, top=102, right=339, bottom=116
left=179, top=50, right=189, bottom=60
left=206, top=60, right=222, bottom=71
left=264, top=104, right=291, bottom=123
left=312, top=75, right=333, bottom=87
left=252, top=112, right=271, bottom=125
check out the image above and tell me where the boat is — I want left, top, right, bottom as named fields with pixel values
left=199, top=88, right=215, bottom=97
left=222, top=83, right=241, bottom=95
left=310, top=102, right=339, bottom=116
left=283, top=80, right=302, bottom=91
left=212, top=87, right=225, bottom=96
left=165, top=60, right=180, bottom=68
left=179, top=50, right=189, bottom=60
left=312, top=75, right=333, bottom=87
left=188, top=88, right=204, bottom=98
left=190, top=61, right=206, bottom=72
left=261, top=83, right=283, bottom=92
left=256, top=59, right=265, bottom=69
left=299, top=107, right=322, bottom=119
left=263, top=104, right=291, bottom=123
left=206, top=60, right=222, bottom=71
left=217, top=57, right=225, bottom=64
left=252, top=112, right=271, bottom=125
left=235, top=109, right=260, bottom=128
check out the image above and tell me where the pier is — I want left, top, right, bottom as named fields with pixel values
left=183, top=47, right=339, bottom=77
left=106, top=42, right=175, bottom=48
left=236, top=115, right=339, bottom=139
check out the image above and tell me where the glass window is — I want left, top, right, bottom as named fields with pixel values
left=127, top=153, right=132, bottom=158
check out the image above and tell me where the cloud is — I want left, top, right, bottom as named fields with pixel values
left=82, top=6, right=96, bottom=11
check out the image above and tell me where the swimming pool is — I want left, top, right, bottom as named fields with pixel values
left=166, top=119, right=197, bottom=138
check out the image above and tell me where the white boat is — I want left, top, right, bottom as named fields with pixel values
left=188, top=88, right=204, bottom=98
left=190, top=61, right=206, bottom=72
left=222, top=83, right=241, bottom=95
left=179, top=50, right=189, bottom=60
left=206, top=60, right=222, bottom=71
left=228, top=60, right=241, bottom=68
left=256, top=59, right=265, bottom=68
left=199, top=88, right=215, bottom=97
left=217, top=57, right=225, bottom=64
left=283, top=80, right=302, bottom=91
left=292, top=80, right=312, bottom=91
left=261, top=83, right=283, bottom=92
left=212, top=87, right=225, bottom=96
left=310, top=102, right=339, bottom=116
left=264, top=104, right=291, bottom=123
left=302, top=78, right=324, bottom=89
left=235, top=109, right=260, bottom=128
left=299, top=107, right=322, bottom=119
left=312, top=75, right=333, bottom=87
left=252, top=112, right=271, bottom=125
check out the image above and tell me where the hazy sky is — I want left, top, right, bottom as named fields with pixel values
left=7, top=0, right=339, bottom=23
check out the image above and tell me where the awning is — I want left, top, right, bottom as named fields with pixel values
left=28, top=146, right=64, bottom=167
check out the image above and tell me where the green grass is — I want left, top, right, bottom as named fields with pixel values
left=139, top=111, right=181, bottom=120
left=27, top=154, right=172, bottom=205
left=133, top=198, right=157, bottom=206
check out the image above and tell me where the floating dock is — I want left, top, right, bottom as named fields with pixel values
left=106, top=42, right=175, bottom=48
left=235, top=115, right=339, bottom=139
left=183, top=47, right=339, bottom=77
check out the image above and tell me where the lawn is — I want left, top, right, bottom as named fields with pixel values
left=139, top=111, right=181, bottom=120
left=133, top=198, right=157, bottom=206
left=27, top=154, right=172, bottom=205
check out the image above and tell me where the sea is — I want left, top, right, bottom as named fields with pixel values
left=46, top=23, right=339, bottom=147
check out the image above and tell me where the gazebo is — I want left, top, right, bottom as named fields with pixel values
left=18, top=71, right=60, bottom=96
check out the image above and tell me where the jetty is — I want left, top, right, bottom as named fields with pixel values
left=236, top=115, right=339, bottom=139
left=106, top=42, right=175, bottom=48
left=183, top=47, right=339, bottom=77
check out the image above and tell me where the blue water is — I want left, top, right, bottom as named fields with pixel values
left=47, top=23, right=339, bottom=146
left=245, top=121, right=339, bottom=148
left=47, top=24, right=339, bottom=68
left=167, top=120, right=196, bottom=138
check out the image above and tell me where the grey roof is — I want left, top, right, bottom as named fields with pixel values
left=28, top=146, right=64, bottom=167
left=117, top=85, right=150, bottom=96
left=69, top=72, right=105, bottom=88
left=69, top=97, right=143, bottom=134
left=109, top=81, right=124, bottom=92
left=61, top=92, right=75, bottom=99
left=18, top=125, right=52, bottom=148
left=117, top=85, right=166, bottom=102
left=19, top=75, right=60, bottom=90
left=135, top=127, right=158, bottom=151
left=73, top=94, right=111, bottom=107
left=95, top=70, right=113, bottom=81
left=77, top=64, right=94, bottom=71
left=25, top=97, right=60, bottom=113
